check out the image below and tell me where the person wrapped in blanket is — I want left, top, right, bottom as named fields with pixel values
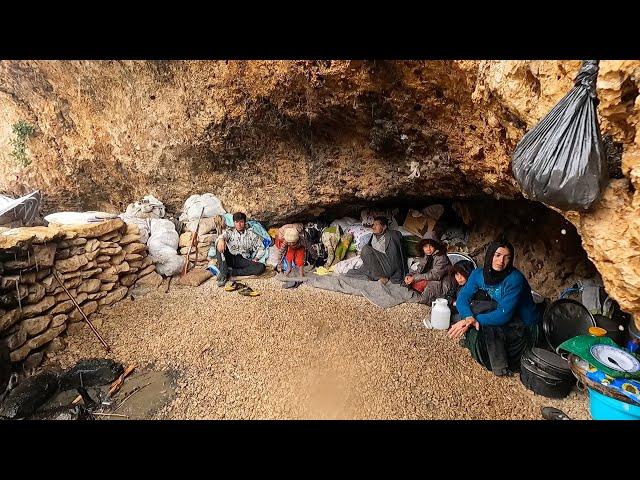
left=275, top=225, right=307, bottom=289
left=403, top=231, right=452, bottom=303
left=345, top=216, right=406, bottom=285
left=448, top=239, right=541, bottom=377
left=215, top=211, right=266, bottom=287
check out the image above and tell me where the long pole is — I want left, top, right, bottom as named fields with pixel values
left=182, top=206, right=205, bottom=275
left=53, top=270, right=110, bottom=352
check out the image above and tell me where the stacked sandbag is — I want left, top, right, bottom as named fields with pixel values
left=178, top=228, right=218, bottom=270
left=0, top=218, right=155, bottom=374
left=177, top=194, right=226, bottom=270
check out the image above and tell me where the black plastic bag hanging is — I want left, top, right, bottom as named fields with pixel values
left=511, top=61, right=608, bottom=211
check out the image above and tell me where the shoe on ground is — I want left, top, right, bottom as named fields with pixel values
left=217, top=276, right=227, bottom=287
left=282, top=281, right=297, bottom=289
left=238, top=286, right=260, bottom=297
left=541, top=406, right=571, bottom=420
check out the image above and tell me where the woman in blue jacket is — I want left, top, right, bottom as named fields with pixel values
left=448, top=239, right=540, bottom=376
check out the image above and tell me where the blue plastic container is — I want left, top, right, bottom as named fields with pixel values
left=589, top=388, right=640, bottom=420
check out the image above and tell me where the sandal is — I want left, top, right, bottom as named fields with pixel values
left=224, top=281, right=246, bottom=292
left=238, top=286, right=260, bottom=297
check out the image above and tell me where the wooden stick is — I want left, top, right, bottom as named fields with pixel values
left=71, top=364, right=136, bottom=405
left=182, top=206, right=205, bottom=275
left=93, top=412, right=128, bottom=418
left=53, top=270, right=110, bottom=352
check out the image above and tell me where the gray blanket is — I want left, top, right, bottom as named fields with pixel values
left=306, top=273, right=421, bottom=308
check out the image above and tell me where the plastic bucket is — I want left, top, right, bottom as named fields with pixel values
left=588, top=388, right=640, bottom=420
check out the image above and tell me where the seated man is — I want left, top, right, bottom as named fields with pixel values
left=447, top=239, right=541, bottom=377
left=345, top=216, right=406, bottom=284
left=215, top=212, right=266, bottom=287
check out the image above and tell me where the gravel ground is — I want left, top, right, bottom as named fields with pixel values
left=49, top=277, right=591, bottom=420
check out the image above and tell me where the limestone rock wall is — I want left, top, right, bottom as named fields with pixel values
left=0, top=219, right=156, bottom=373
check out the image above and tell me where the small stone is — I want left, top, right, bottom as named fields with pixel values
left=87, top=291, right=108, bottom=300
left=100, top=282, right=116, bottom=292
left=70, top=246, right=86, bottom=256
left=23, top=351, right=45, bottom=374
left=27, top=324, right=66, bottom=349
left=120, top=273, right=138, bottom=287
left=0, top=309, right=21, bottom=333
left=0, top=274, right=19, bottom=289
left=77, top=279, right=101, bottom=294
left=54, top=249, right=71, bottom=260
left=25, top=283, right=46, bottom=304
left=128, top=260, right=143, bottom=268
left=22, top=315, right=52, bottom=336
left=21, top=272, right=39, bottom=285
left=85, top=239, right=100, bottom=252
left=98, top=286, right=128, bottom=306
left=125, top=253, right=143, bottom=262
left=4, top=257, right=35, bottom=270
left=99, top=246, right=122, bottom=256
left=120, top=234, right=141, bottom=245
left=69, top=238, right=88, bottom=246
left=135, top=271, right=163, bottom=287
left=44, top=336, right=66, bottom=354
left=21, top=296, right=56, bottom=318
left=84, top=249, right=100, bottom=261
left=36, top=268, right=51, bottom=281
left=138, top=264, right=156, bottom=277
left=69, top=301, right=98, bottom=322
left=55, top=289, right=77, bottom=303
left=140, top=256, right=154, bottom=269
left=50, top=314, right=68, bottom=328
left=3, top=325, right=27, bottom=350
left=110, top=251, right=126, bottom=264
left=123, top=242, right=146, bottom=254
left=55, top=254, right=89, bottom=273
left=99, top=231, right=122, bottom=242
left=32, top=244, right=57, bottom=268
left=50, top=293, right=87, bottom=315
left=96, top=255, right=111, bottom=263
left=10, top=343, right=31, bottom=362
left=125, top=223, right=140, bottom=235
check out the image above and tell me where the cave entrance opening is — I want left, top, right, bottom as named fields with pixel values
left=279, top=196, right=599, bottom=302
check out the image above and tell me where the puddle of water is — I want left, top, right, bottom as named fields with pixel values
left=39, top=369, right=176, bottom=420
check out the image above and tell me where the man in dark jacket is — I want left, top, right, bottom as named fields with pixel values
left=345, top=216, right=407, bottom=284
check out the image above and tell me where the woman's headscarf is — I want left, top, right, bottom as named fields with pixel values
left=483, top=239, right=515, bottom=285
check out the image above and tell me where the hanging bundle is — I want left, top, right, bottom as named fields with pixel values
left=511, top=60, right=608, bottom=211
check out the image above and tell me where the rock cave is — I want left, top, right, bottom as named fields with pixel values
left=0, top=60, right=639, bottom=420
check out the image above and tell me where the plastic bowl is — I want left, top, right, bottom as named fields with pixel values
left=588, top=388, right=640, bottom=420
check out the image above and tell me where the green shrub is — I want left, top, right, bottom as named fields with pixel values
left=10, top=120, right=36, bottom=166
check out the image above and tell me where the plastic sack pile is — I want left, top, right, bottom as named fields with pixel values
left=511, top=60, right=608, bottom=211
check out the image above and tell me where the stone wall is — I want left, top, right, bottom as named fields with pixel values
left=0, top=219, right=156, bottom=373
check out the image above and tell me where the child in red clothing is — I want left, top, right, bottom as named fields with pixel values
left=276, top=227, right=306, bottom=278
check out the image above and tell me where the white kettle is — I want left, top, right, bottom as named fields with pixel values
left=429, top=298, right=451, bottom=330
